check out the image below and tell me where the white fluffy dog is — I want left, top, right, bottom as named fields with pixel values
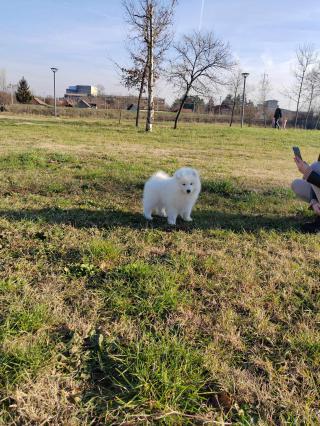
left=143, top=167, right=201, bottom=225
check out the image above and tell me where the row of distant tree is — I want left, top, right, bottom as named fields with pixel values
left=1, top=76, right=319, bottom=129
left=118, top=1, right=320, bottom=131
left=286, top=45, right=320, bottom=129
left=1, top=0, right=320, bottom=132
left=0, top=76, right=33, bottom=105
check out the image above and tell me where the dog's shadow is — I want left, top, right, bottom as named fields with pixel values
left=0, top=207, right=303, bottom=233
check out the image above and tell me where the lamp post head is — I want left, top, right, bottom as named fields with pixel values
left=50, top=67, right=58, bottom=73
left=241, top=72, right=249, bottom=79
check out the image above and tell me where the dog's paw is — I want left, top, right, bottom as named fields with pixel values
left=182, top=215, right=192, bottom=221
left=155, top=209, right=167, bottom=217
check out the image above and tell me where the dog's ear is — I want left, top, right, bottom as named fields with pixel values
left=174, top=170, right=182, bottom=180
left=192, top=169, right=199, bottom=178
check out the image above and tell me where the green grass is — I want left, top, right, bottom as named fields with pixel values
left=0, top=115, right=319, bottom=425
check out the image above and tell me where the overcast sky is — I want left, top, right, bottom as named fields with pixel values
left=1, top=0, right=320, bottom=107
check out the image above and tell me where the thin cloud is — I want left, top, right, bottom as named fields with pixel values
left=199, top=0, right=205, bottom=31
left=2, top=0, right=320, bottom=105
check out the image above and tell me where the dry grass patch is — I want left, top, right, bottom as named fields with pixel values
left=0, top=116, right=319, bottom=424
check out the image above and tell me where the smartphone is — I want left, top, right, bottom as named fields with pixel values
left=293, top=146, right=302, bottom=160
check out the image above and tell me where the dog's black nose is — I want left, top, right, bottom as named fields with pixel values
left=187, top=189, right=191, bottom=193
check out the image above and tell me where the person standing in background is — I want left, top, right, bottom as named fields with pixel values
left=274, top=106, right=282, bottom=129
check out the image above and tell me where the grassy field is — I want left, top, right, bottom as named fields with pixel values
left=0, top=115, right=319, bottom=425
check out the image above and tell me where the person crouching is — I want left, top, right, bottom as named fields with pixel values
left=292, top=155, right=320, bottom=232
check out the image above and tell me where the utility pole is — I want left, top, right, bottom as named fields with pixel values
left=241, top=72, right=249, bottom=128
left=50, top=67, right=58, bottom=116
left=7, top=84, right=15, bottom=105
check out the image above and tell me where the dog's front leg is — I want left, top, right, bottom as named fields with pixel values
left=155, top=208, right=167, bottom=217
left=160, top=208, right=167, bottom=217
left=181, top=205, right=193, bottom=221
left=166, top=208, right=177, bottom=225
left=143, top=210, right=153, bottom=220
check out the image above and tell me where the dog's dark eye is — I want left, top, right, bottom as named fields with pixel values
left=190, top=183, right=193, bottom=185
left=182, top=183, right=186, bottom=186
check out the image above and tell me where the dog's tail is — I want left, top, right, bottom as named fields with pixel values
left=152, top=171, right=170, bottom=180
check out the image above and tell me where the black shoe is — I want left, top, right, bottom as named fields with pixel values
left=300, top=217, right=320, bottom=233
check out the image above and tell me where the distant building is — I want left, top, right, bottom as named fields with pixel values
left=213, top=104, right=232, bottom=115
left=171, top=100, right=194, bottom=113
left=171, top=97, right=205, bottom=113
left=127, top=104, right=138, bottom=111
left=64, top=91, right=166, bottom=111
left=264, top=99, right=279, bottom=111
left=59, top=98, right=74, bottom=107
left=103, top=95, right=166, bottom=111
left=77, top=99, right=97, bottom=109
left=65, top=85, right=98, bottom=98
left=31, top=97, right=49, bottom=107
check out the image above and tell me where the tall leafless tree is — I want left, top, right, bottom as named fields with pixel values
left=95, top=84, right=106, bottom=96
left=122, top=0, right=177, bottom=131
left=293, top=44, right=317, bottom=128
left=228, top=68, right=242, bottom=127
left=0, top=91, right=10, bottom=106
left=304, top=66, right=320, bottom=129
left=0, top=69, right=6, bottom=92
left=168, top=31, right=233, bottom=129
left=120, top=52, right=147, bottom=127
left=258, top=73, right=271, bottom=127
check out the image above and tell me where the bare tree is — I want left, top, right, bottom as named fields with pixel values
left=258, top=73, right=271, bottom=127
left=121, top=51, right=152, bottom=127
left=0, top=69, right=6, bottom=91
left=0, top=91, right=10, bottom=106
left=293, top=44, right=317, bottom=128
left=228, top=68, right=242, bottom=127
left=314, top=107, right=320, bottom=130
left=122, top=0, right=177, bottom=131
left=113, top=49, right=147, bottom=127
left=95, top=84, right=105, bottom=96
left=169, top=31, right=233, bottom=129
left=122, top=65, right=147, bottom=127
left=121, top=49, right=171, bottom=127
left=304, top=66, right=320, bottom=129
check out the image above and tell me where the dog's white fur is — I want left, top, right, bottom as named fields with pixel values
left=143, top=167, right=201, bottom=225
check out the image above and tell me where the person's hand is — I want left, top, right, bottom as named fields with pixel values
left=294, top=156, right=309, bottom=175
left=312, top=202, right=320, bottom=215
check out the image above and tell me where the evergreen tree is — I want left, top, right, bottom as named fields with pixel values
left=221, top=94, right=233, bottom=107
left=15, top=77, right=33, bottom=103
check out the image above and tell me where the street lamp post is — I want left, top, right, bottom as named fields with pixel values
left=50, top=67, right=58, bottom=116
left=7, top=84, right=16, bottom=105
left=241, top=72, right=249, bottom=128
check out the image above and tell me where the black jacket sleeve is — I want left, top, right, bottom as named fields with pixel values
left=307, top=170, right=320, bottom=188
left=311, top=187, right=317, bottom=200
